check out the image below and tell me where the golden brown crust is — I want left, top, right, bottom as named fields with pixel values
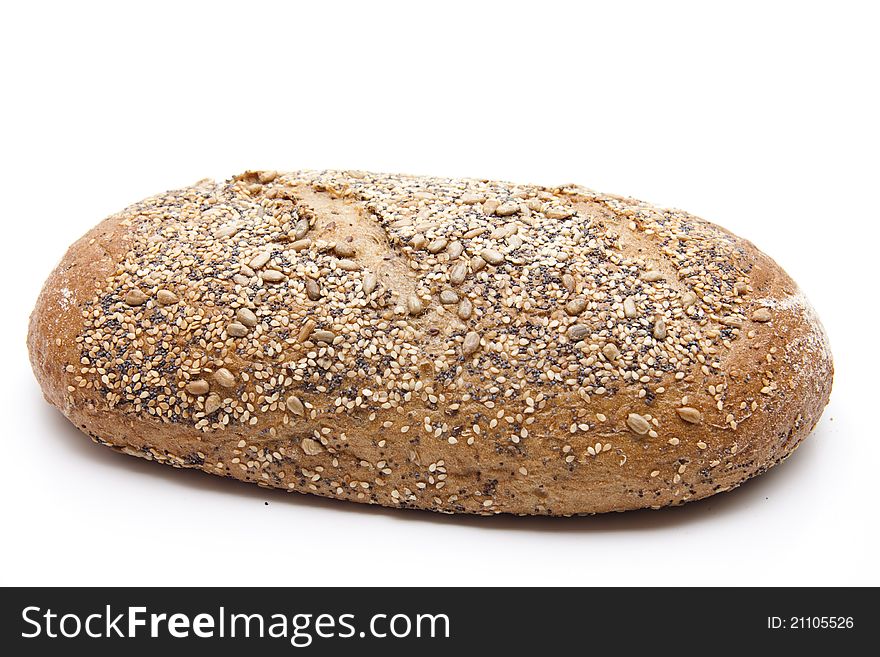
left=27, top=171, right=833, bottom=515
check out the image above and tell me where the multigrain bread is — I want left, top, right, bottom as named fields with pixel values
left=28, top=170, right=833, bottom=515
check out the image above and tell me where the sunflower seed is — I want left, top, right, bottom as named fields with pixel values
left=334, top=242, right=356, bottom=257
left=204, top=393, right=222, bottom=415
left=653, top=317, right=667, bottom=340
left=457, top=297, right=473, bottom=320
left=462, top=331, right=481, bottom=356
left=567, top=324, right=589, bottom=341
left=305, top=278, right=322, bottom=301
left=227, top=322, right=249, bottom=337
left=495, top=202, right=519, bottom=217
left=261, top=270, right=286, bottom=283
left=447, top=241, right=463, bottom=259
left=214, top=368, right=236, bottom=388
left=491, top=224, right=517, bottom=239
left=463, top=227, right=488, bottom=239
left=439, top=289, right=459, bottom=305
left=623, top=297, right=638, bottom=318
left=720, top=316, right=743, bottom=329
left=626, top=413, right=651, bottom=435
left=427, top=238, right=448, bottom=254
left=460, top=192, right=486, bottom=204
left=565, top=297, right=587, bottom=316
left=185, top=379, right=210, bottom=395
left=249, top=250, right=272, bottom=270
left=751, top=308, right=772, bottom=322
left=602, top=343, right=620, bottom=360
left=301, top=438, right=324, bottom=456
left=480, top=248, right=505, bottom=266
left=294, top=218, right=310, bottom=240
left=337, top=259, right=360, bottom=271
left=124, top=290, right=148, bottom=307
left=290, top=238, right=311, bottom=252
left=286, top=395, right=305, bottom=416
left=562, top=273, right=576, bottom=292
left=297, top=319, right=316, bottom=343
left=215, top=224, right=240, bottom=238
left=363, top=271, right=378, bottom=295
left=156, top=290, right=178, bottom=305
left=545, top=207, right=572, bottom=219
left=482, top=199, right=500, bottom=216
left=410, top=234, right=427, bottom=249
left=312, top=329, right=335, bottom=343
left=236, top=308, right=258, bottom=327
left=676, top=407, right=703, bottom=424
left=407, top=294, right=425, bottom=315
left=681, top=291, right=697, bottom=307
left=471, top=255, right=487, bottom=272
left=526, top=198, right=543, bottom=212
left=642, top=270, right=664, bottom=282
left=233, top=274, right=251, bottom=286
left=449, top=261, right=468, bottom=285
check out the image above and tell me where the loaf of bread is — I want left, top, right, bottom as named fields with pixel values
left=28, top=170, right=833, bottom=515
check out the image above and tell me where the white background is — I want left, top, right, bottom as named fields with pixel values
left=1, top=1, right=877, bottom=586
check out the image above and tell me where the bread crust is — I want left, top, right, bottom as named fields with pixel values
left=28, top=171, right=833, bottom=515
